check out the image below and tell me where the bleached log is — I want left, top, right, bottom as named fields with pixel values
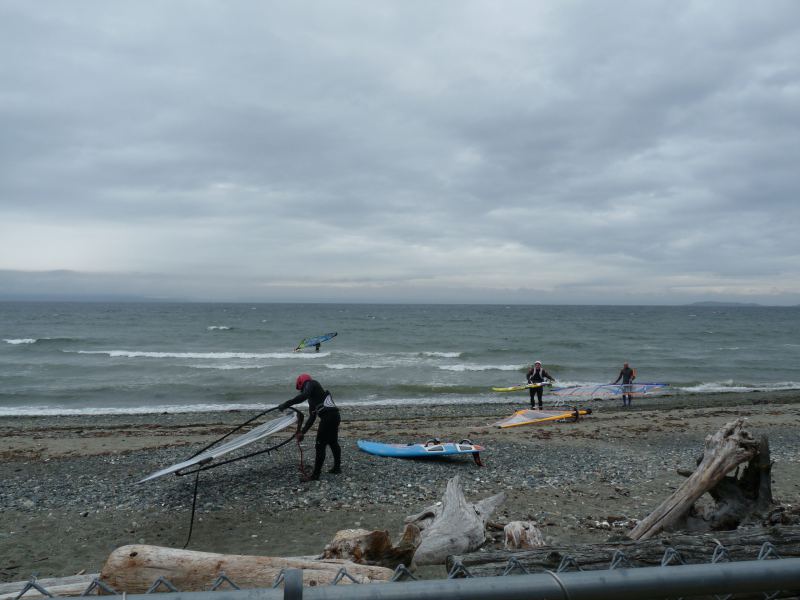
left=503, top=521, right=545, bottom=550
left=0, top=574, right=98, bottom=600
left=448, top=525, right=800, bottom=576
left=99, top=545, right=393, bottom=593
left=322, top=524, right=420, bottom=569
left=404, top=475, right=506, bottom=565
left=629, top=419, right=759, bottom=541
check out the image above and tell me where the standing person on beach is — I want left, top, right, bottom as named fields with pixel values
left=526, top=360, right=555, bottom=410
left=613, top=362, right=637, bottom=407
left=278, top=373, right=341, bottom=481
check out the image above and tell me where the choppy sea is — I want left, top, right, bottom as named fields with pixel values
left=1, top=302, right=799, bottom=416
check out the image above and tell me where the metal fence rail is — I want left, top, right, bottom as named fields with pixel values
left=8, top=543, right=800, bottom=600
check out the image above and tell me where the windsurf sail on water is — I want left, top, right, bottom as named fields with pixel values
left=294, top=331, right=337, bottom=351
left=493, top=408, right=592, bottom=429
left=550, top=382, right=668, bottom=399
left=138, top=412, right=298, bottom=483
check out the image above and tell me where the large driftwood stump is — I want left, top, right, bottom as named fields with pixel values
left=629, top=418, right=761, bottom=541
left=448, top=525, right=800, bottom=576
left=404, top=475, right=505, bottom=565
left=322, top=525, right=420, bottom=569
left=691, top=433, right=774, bottom=530
left=99, top=545, right=393, bottom=593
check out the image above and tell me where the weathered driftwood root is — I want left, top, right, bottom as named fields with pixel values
left=447, top=525, right=800, bottom=576
left=404, top=475, right=506, bottom=565
left=99, top=545, right=393, bottom=593
left=504, top=521, right=545, bottom=550
left=678, top=433, right=775, bottom=532
left=629, top=418, right=760, bottom=541
left=322, top=525, right=420, bottom=569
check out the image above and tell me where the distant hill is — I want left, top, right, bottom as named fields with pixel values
left=687, top=301, right=763, bottom=307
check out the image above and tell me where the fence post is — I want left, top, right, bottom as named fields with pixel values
left=282, top=569, right=303, bottom=600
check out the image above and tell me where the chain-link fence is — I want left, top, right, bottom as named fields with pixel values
left=5, top=542, right=800, bottom=600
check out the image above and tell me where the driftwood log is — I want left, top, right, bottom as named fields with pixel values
left=447, top=525, right=800, bottom=576
left=322, top=525, right=420, bottom=569
left=404, top=475, right=506, bottom=565
left=99, top=545, right=393, bottom=593
left=0, top=574, right=99, bottom=600
left=630, top=418, right=765, bottom=540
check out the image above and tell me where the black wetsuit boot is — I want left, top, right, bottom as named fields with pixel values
left=311, top=409, right=341, bottom=478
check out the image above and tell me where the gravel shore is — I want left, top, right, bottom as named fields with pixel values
left=2, top=390, right=800, bottom=582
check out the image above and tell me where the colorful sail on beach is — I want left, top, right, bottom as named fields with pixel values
left=550, top=382, right=668, bottom=399
left=493, top=408, right=592, bottom=428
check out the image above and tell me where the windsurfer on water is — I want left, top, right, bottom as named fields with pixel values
left=613, top=362, right=637, bottom=407
left=526, top=361, right=555, bottom=410
left=279, top=374, right=341, bottom=481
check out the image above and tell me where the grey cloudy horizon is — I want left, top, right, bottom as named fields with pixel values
left=1, top=1, right=799, bottom=305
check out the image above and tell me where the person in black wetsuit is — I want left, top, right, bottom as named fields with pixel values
left=278, top=373, right=341, bottom=481
left=526, top=360, right=555, bottom=410
left=613, top=362, right=637, bottom=407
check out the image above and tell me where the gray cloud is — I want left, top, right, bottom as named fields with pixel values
left=1, top=1, right=799, bottom=304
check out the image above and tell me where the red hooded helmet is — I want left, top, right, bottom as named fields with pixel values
left=295, top=373, right=312, bottom=390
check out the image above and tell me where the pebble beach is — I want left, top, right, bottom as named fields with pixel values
left=2, top=389, right=800, bottom=582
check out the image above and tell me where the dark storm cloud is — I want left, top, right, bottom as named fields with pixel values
left=1, top=1, right=799, bottom=303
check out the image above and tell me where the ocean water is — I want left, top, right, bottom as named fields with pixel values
left=1, top=302, right=799, bottom=416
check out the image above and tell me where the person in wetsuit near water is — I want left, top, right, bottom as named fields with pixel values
left=279, top=374, right=341, bottom=481
left=526, top=360, right=555, bottom=410
left=613, top=362, right=637, bottom=407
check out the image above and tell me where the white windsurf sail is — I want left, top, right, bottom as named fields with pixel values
left=138, top=412, right=298, bottom=483
left=550, top=382, right=668, bottom=399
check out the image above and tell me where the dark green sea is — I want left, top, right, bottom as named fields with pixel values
left=1, top=302, right=799, bottom=415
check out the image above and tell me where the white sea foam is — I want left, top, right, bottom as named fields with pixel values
left=438, top=364, right=523, bottom=372
left=0, top=396, right=512, bottom=416
left=679, top=381, right=800, bottom=393
left=207, top=325, right=232, bottom=331
left=3, top=338, right=37, bottom=344
left=70, top=350, right=329, bottom=359
left=421, top=351, right=462, bottom=358
left=0, top=403, right=279, bottom=417
left=188, top=364, right=266, bottom=370
left=324, top=363, right=390, bottom=370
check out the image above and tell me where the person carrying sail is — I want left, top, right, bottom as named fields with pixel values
left=613, top=362, right=637, bottom=407
left=526, top=360, right=555, bottom=410
left=278, top=373, right=341, bottom=481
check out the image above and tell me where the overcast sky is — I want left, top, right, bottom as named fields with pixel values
left=1, top=1, right=799, bottom=304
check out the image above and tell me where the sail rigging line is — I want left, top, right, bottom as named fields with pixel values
left=178, top=407, right=305, bottom=548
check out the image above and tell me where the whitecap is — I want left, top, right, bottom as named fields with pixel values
left=438, top=364, right=523, bottom=372
left=70, top=350, right=330, bottom=359
left=324, top=363, right=390, bottom=370
left=3, top=338, right=37, bottom=344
